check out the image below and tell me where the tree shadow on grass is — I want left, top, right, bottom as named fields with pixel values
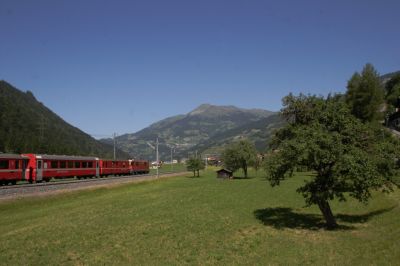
left=232, top=176, right=255, bottom=180
left=335, top=207, right=396, bottom=223
left=254, top=206, right=396, bottom=231
left=186, top=175, right=201, bottom=178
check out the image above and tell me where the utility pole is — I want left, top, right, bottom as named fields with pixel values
left=156, top=137, right=159, bottom=178
left=113, top=133, right=117, bottom=160
left=170, top=146, right=173, bottom=172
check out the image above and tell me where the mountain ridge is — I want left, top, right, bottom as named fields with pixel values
left=102, top=103, right=280, bottom=160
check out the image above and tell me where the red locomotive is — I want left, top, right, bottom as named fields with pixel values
left=100, top=159, right=131, bottom=177
left=129, top=159, right=150, bottom=175
left=0, top=153, right=150, bottom=185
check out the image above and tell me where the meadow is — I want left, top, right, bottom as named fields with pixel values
left=149, top=162, right=187, bottom=175
left=0, top=169, right=399, bottom=265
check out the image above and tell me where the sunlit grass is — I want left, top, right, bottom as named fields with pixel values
left=0, top=170, right=399, bottom=265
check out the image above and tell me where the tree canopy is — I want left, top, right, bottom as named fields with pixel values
left=385, top=73, right=400, bottom=110
left=264, top=93, right=399, bottom=229
left=186, top=157, right=205, bottom=177
left=222, top=139, right=257, bottom=178
left=345, top=63, right=384, bottom=123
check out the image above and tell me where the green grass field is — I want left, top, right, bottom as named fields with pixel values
left=0, top=169, right=399, bottom=265
left=149, top=162, right=187, bottom=175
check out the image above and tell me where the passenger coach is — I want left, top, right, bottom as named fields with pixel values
left=23, top=154, right=99, bottom=182
left=0, top=154, right=29, bottom=185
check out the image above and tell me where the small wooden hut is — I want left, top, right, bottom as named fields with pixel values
left=216, top=169, right=233, bottom=179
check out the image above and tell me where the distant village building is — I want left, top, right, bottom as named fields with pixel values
left=216, top=169, right=233, bottom=179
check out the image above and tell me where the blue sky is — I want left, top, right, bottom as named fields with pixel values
left=1, top=0, right=399, bottom=137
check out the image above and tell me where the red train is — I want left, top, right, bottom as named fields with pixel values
left=0, top=154, right=29, bottom=185
left=0, top=153, right=150, bottom=185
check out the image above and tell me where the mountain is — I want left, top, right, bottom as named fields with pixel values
left=0, top=80, right=128, bottom=159
left=102, top=104, right=282, bottom=160
left=185, top=113, right=285, bottom=156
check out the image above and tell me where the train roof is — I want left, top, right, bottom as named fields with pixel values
left=101, top=159, right=130, bottom=162
left=0, top=153, right=29, bottom=159
left=29, top=154, right=99, bottom=161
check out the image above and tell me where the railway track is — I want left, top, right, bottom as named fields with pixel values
left=0, top=173, right=153, bottom=190
left=0, top=171, right=188, bottom=200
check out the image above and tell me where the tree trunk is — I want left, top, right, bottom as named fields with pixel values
left=317, top=199, right=338, bottom=230
left=243, top=163, right=248, bottom=178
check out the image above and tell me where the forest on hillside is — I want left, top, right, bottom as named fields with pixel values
left=0, top=81, right=128, bottom=159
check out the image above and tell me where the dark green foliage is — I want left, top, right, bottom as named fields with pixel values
left=264, top=93, right=399, bottom=229
left=345, top=63, right=384, bottom=123
left=385, top=73, right=400, bottom=109
left=0, top=81, right=128, bottom=158
left=222, top=139, right=257, bottom=178
left=186, top=157, right=205, bottom=177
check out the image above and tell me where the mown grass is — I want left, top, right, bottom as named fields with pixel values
left=149, top=162, right=187, bottom=175
left=0, top=169, right=399, bottom=265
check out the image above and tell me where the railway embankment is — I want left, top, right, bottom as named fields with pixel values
left=0, top=171, right=189, bottom=201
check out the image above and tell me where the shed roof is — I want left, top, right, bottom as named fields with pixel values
left=216, top=168, right=233, bottom=174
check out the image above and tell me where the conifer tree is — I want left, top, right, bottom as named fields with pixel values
left=345, top=63, right=384, bottom=123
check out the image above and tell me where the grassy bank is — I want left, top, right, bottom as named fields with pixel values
left=0, top=170, right=399, bottom=265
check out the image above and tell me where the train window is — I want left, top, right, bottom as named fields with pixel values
left=60, top=161, right=66, bottom=168
left=88, top=162, right=93, bottom=168
left=75, top=161, right=80, bottom=168
left=68, top=161, right=74, bottom=168
left=15, top=160, right=20, bottom=169
left=51, top=161, right=58, bottom=168
left=0, top=160, right=8, bottom=169
left=82, top=162, right=88, bottom=168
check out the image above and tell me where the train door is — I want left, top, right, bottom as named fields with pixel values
left=95, top=160, right=99, bottom=177
left=36, top=160, right=43, bottom=182
left=21, top=159, right=28, bottom=181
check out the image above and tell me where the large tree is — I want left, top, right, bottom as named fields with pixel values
left=222, top=139, right=257, bottom=178
left=345, top=63, right=384, bottom=123
left=264, top=93, right=399, bottom=229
